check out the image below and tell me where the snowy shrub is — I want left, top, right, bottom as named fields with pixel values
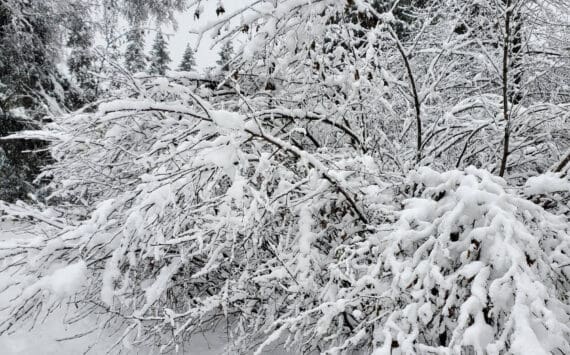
left=0, top=74, right=380, bottom=352
left=243, top=167, right=570, bottom=354
left=2, top=0, right=570, bottom=354
left=369, top=168, right=570, bottom=354
left=2, top=74, right=569, bottom=353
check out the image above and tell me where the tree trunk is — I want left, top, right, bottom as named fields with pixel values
left=499, top=0, right=513, bottom=177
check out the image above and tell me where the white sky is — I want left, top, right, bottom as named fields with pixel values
left=158, top=0, right=250, bottom=71
left=88, top=1, right=249, bottom=73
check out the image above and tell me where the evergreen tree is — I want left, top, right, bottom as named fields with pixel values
left=148, top=31, right=171, bottom=75
left=124, top=25, right=147, bottom=73
left=0, top=0, right=65, bottom=201
left=216, top=41, right=234, bottom=72
left=67, top=15, right=97, bottom=107
left=178, top=43, right=196, bottom=72
left=0, top=0, right=64, bottom=112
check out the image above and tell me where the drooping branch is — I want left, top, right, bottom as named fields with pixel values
left=244, top=128, right=369, bottom=225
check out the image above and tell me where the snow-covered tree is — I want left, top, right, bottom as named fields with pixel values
left=148, top=31, right=171, bottom=75
left=216, top=41, right=234, bottom=73
left=407, top=0, right=570, bottom=178
left=124, top=24, right=147, bottom=73
left=0, top=0, right=194, bottom=202
left=0, top=0, right=67, bottom=112
left=178, top=43, right=196, bottom=72
left=67, top=14, right=97, bottom=106
left=121, top=0, right=187, bottom=23
left=0, top=0, right=71, bottom=201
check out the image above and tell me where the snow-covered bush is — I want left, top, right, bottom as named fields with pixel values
left=236, top=167, right=570, bottom=354
left=2, top=0, right=570, bottom=353
left=2, top=71, right=569, bottom=353
left=0, top=73, right=379, bottom=352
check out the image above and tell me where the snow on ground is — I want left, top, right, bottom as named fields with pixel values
left=0, top=221, right=105, bottom=355
left=0, top=221, right=288, bottom=355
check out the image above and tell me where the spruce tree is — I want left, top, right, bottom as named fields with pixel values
left=67, top=15, right=97, bottom=106
left=124, top=25, right=147, bottom=73
left=216, top=41, right=234, bottom=72
left=0, top=0, right=65, bottom=111
left=178, top=43, right=196, bottom=72
left=148, top=31, right=171, bottom=75
left=0, top=0, right=65, bottom=201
